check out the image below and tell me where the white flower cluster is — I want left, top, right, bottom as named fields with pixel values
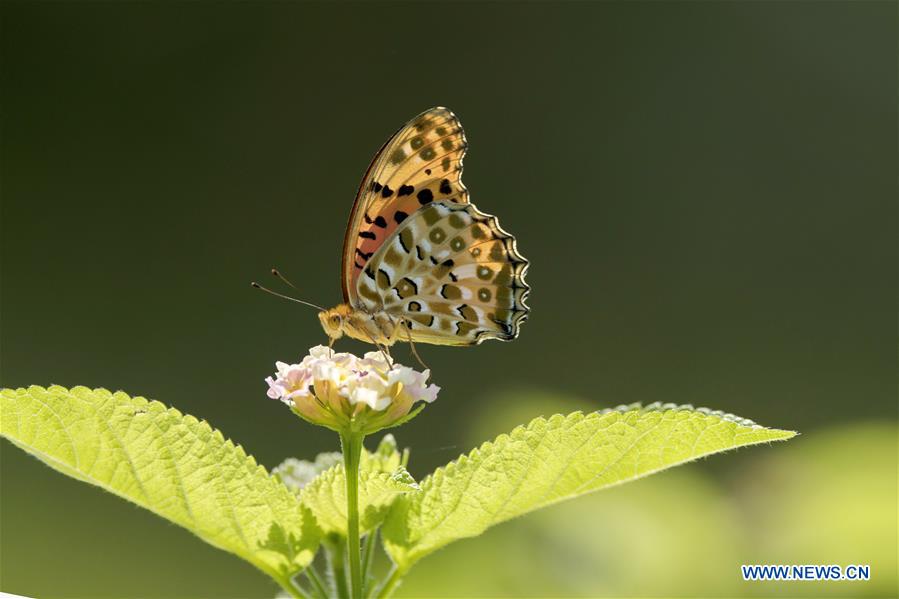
left=271, top=453, right=342, bottom=493
left=265, top=345, right=439, bottom=433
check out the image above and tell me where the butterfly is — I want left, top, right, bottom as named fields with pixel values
left=312, top=107, right=529, bottom=351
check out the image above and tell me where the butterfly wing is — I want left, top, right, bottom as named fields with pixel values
left=356, top=201, right=529, bottom=345
left=342, top=107, right=469, bottom=301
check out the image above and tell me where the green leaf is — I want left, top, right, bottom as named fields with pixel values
left=382, top=403, right=796, bottom=571
left=0, top=385, right=318, bottom=580
left=301, top=435, right=418, bottom=537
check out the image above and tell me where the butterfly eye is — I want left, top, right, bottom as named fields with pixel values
left=330, top=315, right=341, bottom=326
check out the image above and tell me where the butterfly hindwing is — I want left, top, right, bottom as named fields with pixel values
left=342, top=107, right=469, bottom=301
left=357, top=201, right=529, bottom=345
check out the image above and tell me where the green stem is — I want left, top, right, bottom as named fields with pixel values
left=326, top=537, right=350, bottom=599
left=341, top=432, right=365, bottom=599
left=375, top=566, right=404, bottom=599
left=360, top=529, right=378, bottom=595
left=276, top=574, right=310, bottom=599
left=305, top=565, right=330, bottom=599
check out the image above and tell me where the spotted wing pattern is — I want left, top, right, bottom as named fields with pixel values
left=356, top=201, right=529, bottom=345
left=342, top=107, right=469, bottom=300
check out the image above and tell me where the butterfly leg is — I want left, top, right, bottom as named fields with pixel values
left=367, top=311, right=397, bottom=368
left=367, top=337, right=394, bottom=368
left=380, top=344, right=394, bottom=368
left=402, top=318, right=430, bottom=371
left=380, top=312, right=411, bottom=371
left=359, top=323, right=394, bottom=368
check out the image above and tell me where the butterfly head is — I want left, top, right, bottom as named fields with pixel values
left=318, top=305, right=351, bottom=341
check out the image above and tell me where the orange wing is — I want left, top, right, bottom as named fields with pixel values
left=341, top=107, right=469, bottom=302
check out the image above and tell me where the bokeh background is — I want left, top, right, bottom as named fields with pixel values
left=1, top=2, right=896, bottom=598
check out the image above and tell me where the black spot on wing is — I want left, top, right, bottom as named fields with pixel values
left=398, top=185, right=414, bottom=196
left=373, top=216, right=387, bottom=228
left=359, top=231, right=376, bottom=240
left=381, top=185, right=394, bottom=198
left=417, top=189, right=434, bottom=204
left=440, top=179, right=452, bottom=195
left=356, top=248, right=373, bottom=260
left=394, top=211, right=408, bottom=224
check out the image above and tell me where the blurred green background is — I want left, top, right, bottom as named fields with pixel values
left=1, top=1, right=895, bottom=598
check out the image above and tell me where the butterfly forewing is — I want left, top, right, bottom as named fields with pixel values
left=342, top=107, right=469, bottom=300
left=357, top=201, right=529, bottom=345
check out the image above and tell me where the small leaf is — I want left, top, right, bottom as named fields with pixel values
left=382, top=403, right=796, bottom=570
left=373, top=433, right=399, bottom=462
left=0, top=386, right=318, bottom=579
left=366, top=433, right=405, bottom=473
left=300, top=438, right=418, bottom=536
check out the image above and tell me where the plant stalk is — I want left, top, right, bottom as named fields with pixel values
left=375, top=565, right=404, bottom=599
left=326, top=537, right=350, bottom=599
left=340, top=432, right=365, bottom=599
left=276, top=574, right=310, bottom=599
left=360, top=529, right=378, bottom=595
left=305, top=564, right=330, bottom=599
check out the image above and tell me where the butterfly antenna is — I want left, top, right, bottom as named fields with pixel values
left=250, top=282, right=326, bottom=311
left=270, top=267, right=298, bottom=290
